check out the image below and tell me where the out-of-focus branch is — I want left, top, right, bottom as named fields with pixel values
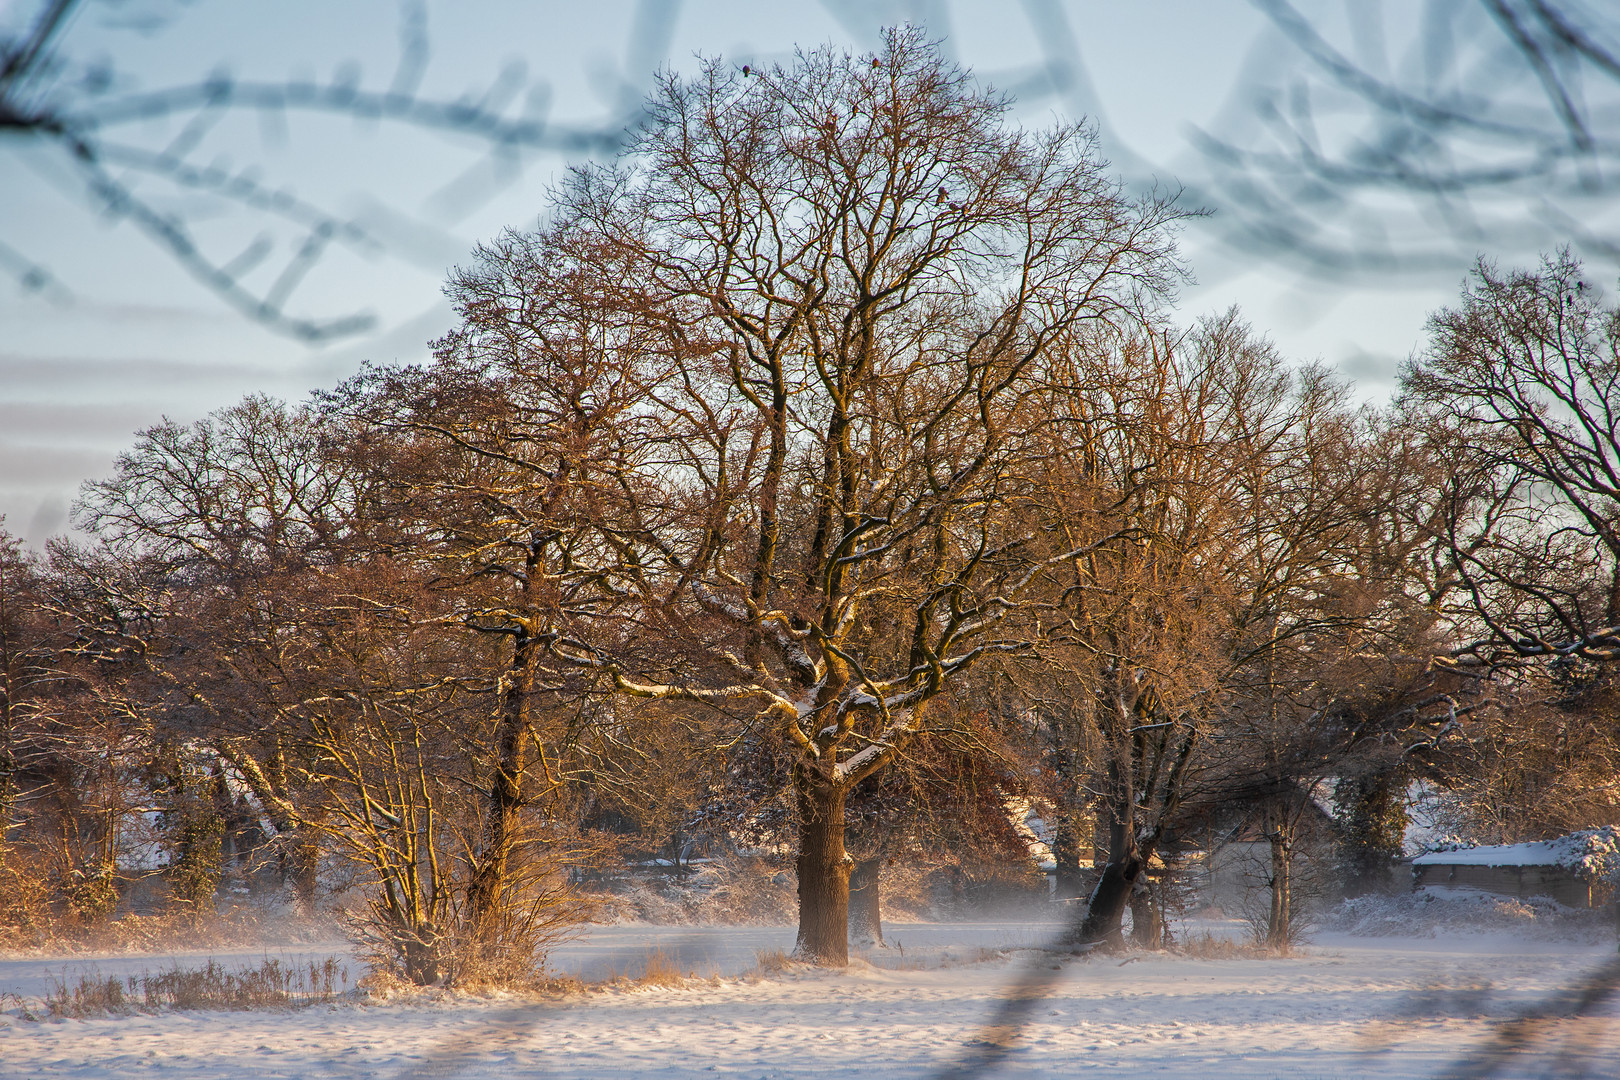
left=1189, top=0, right=1620, bottom=278
left=0, top=0, right=648, bottom=341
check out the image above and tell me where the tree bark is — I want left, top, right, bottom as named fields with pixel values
left=1129, top=877, right=1163, bottom=948
left=400, top=933, right=442, bottom=986
left=286, top=827, right=322, bottom=913
left=466, top=630, right=533, bottom=932
left=794, top=773, right=851, bottom=966
left=1053, top=811, right=1088, bottom=901
left=1077, top=757, right=1141, bottom=948
left=1079, top=855, right=1142, bottom=948
left=848, top=857, right=884, bottom=948
left=1266, top=812, right=1294, bottom=951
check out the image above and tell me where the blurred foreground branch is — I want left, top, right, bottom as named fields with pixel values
left=0, top=0, right=652, bottom=340
left=1193, top=0, right=1620, bottom=278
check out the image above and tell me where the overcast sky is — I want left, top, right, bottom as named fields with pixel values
left=0, top=1, right=1565, bottom=549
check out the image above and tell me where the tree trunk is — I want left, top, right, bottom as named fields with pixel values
left=286, top=827, right=322, bottom=914
left=1129, top=877, right=1163, bottom=949
left=848, top=857, right=884, bottom=948
left=794, top=773, right=851, bottom=966
left=1266, top=819, right=1294, bottom=951
left=400, top=930, right=442, bottom=986
left=1077, top=759, right=1140, bottom=948
left=1078, top=855, right=1142, bottom=947
left=1053, top=811, right=1088, bottom=901
left=466, top=632, right=533, bottom=931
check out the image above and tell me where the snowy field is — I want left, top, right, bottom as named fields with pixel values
left=3, top=916, right=1618, bottom=1079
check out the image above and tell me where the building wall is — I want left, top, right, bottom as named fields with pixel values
left=1411, top=863, right=1607, bottom=908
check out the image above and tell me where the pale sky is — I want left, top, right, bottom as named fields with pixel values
left=0, top=1, right=1583, bottom=549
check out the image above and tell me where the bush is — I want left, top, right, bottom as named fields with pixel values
left=348, top=875, right=590, bottom=990
left=0, top=846, right=53, bottom=946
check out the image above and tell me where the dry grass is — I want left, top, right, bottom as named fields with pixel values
left=754, top=947, right=792, bottom=975
left=357, top=948, right=710, bottom=1001
left=595, top=948, right=693, bottom=989
left=0, top=991, right=38, bottom=1022
left=635, top=948, right=688, bottom=988
left=38, top=956, right=350, bottom=1018
left=1172, top=930, right=1283, bottom=959
left=44, top=971, right=132, bottom=1017
left=351, top=966, right=587, bottom=1001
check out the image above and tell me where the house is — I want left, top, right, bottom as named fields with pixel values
left=1179, top=793, right=1341, bottom=914
left=1411, top=828, right=1620, bottom=909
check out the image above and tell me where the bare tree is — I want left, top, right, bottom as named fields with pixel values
left=1420, top=664, right=1620, bottom=845
left=1194, top=1, right=1620, bottom=277
left=75, top=396, right=368, bottom=909
left=1013, top=314, right=1468, bottom=948
left=0, top=525, right=39, bottom=837
left=1405, top=250, right=1620, bottom=665
left=74, top=394, right=600, bottom=979
left=9, top=539, right=173, bottom=930
left=360, top=28, right=1186, bottom=965
left=1022, top=318, right=1323, bottom=948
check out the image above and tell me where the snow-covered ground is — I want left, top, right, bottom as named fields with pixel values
left=3, top=914, right=1618, bottom=1079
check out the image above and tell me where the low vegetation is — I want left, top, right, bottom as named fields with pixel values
left=37, top=957, right=350, bottom=1019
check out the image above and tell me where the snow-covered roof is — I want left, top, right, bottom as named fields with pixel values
left=1413, top=827, right=1620, bottom=883
left=1415, top=840, right=1568, bottom=867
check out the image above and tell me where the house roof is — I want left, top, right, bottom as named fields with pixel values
left=1413, top=840, right=1568, bottom=868
left=1413, top=827, right=1620, bottom=882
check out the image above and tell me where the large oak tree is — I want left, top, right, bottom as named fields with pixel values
left=363, top=28, right=1186, bottom=964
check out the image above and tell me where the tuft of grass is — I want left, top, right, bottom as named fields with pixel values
left=0, top=991, right=38, bottom=1023
left=1173, top=930, right=1283, bottom=959
left=929, top=946, right=1009, bottom=969
left=753, top=947, right=792, bottom=976
left=636, top=948, right=688, bottom=988
left=44, top=971, right=129, bottom=1018
left=543, top=972, right=588, bottom=994
left=596, top=948, right=694, bottom=990
left=865, top=952, right=926, bottom=972
left=42, top=956, right=350, bottom=1018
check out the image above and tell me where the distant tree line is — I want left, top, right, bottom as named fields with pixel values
left=1, top=31, right=1616, bottom=980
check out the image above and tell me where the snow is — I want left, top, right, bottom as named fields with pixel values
left=1321, top=890, right=1616, bottom=940
left=4, top=912, right=1619, bottom=1079
left=1002, top=796, right=1057, bottom=872
left=1412, top=826, right=1620, bottom=882
left=1414, top=840, right=1573, bottom=867
left=1402, top=780, right=1451, bottom=857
